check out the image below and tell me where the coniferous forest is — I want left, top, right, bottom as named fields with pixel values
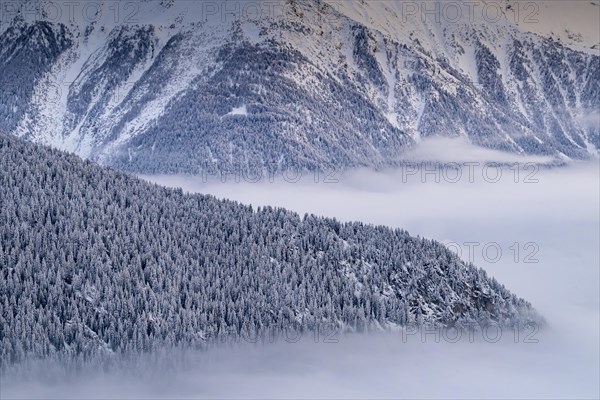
left=0, top=134, right=539, bottom=372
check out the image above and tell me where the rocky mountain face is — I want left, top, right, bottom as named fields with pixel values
left=0, top=0, right=598, bottom=173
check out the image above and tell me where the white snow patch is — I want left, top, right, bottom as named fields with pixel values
left=225, top=105, right=248, bottom=117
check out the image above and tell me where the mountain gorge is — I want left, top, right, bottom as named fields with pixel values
left=0, top=0, right=598, bottom=173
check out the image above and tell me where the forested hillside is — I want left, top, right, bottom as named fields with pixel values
left=0, top=134, right=540, bottom=371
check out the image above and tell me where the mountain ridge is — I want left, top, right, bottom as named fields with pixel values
left=0, top=0, right=598, bottom=173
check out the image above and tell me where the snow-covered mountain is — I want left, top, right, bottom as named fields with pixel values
left=1, top=0, right=598, bottom=173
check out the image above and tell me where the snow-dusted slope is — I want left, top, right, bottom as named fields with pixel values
left=0, top=133, right=542, bottom=368
left=329, top=0, right=600, bottom=51
left=0, top=0, right=598, bottom=173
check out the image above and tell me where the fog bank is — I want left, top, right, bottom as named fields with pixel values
left=4, top=153, right=598, bottom=399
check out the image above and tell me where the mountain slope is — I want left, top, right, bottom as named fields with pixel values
left=0, top=0, right=598, bottom=173
left=0, top=133, right=539, bottom=369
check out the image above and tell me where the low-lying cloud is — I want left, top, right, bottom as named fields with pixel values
left=136, top=159, right=600, bottom=398
left=4, top=147, right=598, bottom=398
left=403, top=136, right=557, bottom=164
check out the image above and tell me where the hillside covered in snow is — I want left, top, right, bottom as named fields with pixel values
left=0, top=133, right=541, bottom=370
